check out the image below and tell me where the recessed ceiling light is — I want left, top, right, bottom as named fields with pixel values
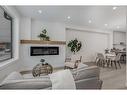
left=104, top=24, right=108, bottom=26
left=113, top=7, right=117, bottom=10
left=117, top=26, right=120, bottom=29
left=38, top=10, right=42, bottom=14
left=67, top=16, right=71, bottom=19
left=88, top=20, right=92, bottom=23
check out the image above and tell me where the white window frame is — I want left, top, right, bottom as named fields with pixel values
left=0, top=6, right=19, bottom=69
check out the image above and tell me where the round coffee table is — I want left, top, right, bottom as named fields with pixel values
left=32, top=63, right=53, bottom=77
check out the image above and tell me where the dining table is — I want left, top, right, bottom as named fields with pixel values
left=105, top=53, right=116, bottom=59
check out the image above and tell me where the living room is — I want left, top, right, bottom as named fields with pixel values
left=0, top=6, right=126, bottom=89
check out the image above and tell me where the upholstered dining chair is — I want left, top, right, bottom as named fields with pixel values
left=110, top=53, right=121, bottom=69
left=96, top=53, right=106, bottom=67
left=64, top=55, right=82, bottom=69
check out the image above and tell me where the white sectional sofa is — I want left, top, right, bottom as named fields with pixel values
left=0, top=65, right=102, bottom=89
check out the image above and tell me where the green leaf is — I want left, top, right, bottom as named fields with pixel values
left=67, top=38, right=82, bottom=54
left=38, top=29, right=50, bottom=41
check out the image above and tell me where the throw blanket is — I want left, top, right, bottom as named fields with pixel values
left=49, top=69, right=76, bottom=89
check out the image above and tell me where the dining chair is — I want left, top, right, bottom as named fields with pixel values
left=110, top=53, right=121, bottom=69
left=64, top=55, right=82, bottom=69
left=96, top=53, right=106, bottom=67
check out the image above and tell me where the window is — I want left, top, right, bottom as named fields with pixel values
left=0, top=7, right=13, bottom=62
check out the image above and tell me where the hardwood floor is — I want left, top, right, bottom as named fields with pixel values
left=100, top=63, right=126, bottom=89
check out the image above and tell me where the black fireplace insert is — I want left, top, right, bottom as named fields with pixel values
left=30, top=46, right=59, bottom=56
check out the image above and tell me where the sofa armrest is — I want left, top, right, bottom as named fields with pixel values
left=72, top=66, right=100, bottom=81
left=0, top=78, right=52, bottom=89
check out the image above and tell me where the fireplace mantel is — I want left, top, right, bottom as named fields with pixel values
left=20, top=40, right=66, bottom=45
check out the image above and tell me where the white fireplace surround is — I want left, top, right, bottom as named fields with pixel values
left=19, top=19, right=66, bottom=70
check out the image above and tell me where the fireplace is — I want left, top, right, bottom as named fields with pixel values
left=30, top=46, right=59, bottom=56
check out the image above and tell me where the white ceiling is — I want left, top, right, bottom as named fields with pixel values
left=15, top=6, right=126, bottom=31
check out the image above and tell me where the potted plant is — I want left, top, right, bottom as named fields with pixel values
left=38, top=29, right=50, bottom=41
left=67, top=38, right=82, bottom=54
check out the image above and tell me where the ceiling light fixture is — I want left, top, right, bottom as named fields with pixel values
left=67, top=16, right=71, bottom=19
left=104, top=24, right=108, bottom=26
left=113, top=7, right=117, bottom=10
left=38, top=10, right=42, bottom=14
left=88, top=20, right=92, bottom=23
left=117, top=26, right=120, bottom=29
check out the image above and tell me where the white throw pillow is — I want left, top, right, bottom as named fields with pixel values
left=65, top=62, right=75, bottom=68
left=1, top=71, right=23, bottom=85
left=71, top=55, right=80, bottom=62
left=49, top=69, right=76, bottom=89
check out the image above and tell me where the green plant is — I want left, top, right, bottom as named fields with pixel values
left=38, top=29, right=50, bottom=41
left=67, top=38, right=82, bottom=54
left=40, top=59, right=45, bottom=63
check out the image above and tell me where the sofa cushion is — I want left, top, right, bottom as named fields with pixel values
left=0, top=78, right=52, bottom=89
left=1, top=71, right=24, bottom=85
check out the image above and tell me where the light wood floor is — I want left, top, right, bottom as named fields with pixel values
left=100, top=63, right=126, bottom=89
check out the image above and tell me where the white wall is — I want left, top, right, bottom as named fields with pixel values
left=19, top=19, right=66, bottom=70
left=66, top=28, right=113, bottom=62
left=113, top=31, right=126, bottom=50
left=31, top=19, right=65, bottom=41
left=20, top=17, right=31, bottom=40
